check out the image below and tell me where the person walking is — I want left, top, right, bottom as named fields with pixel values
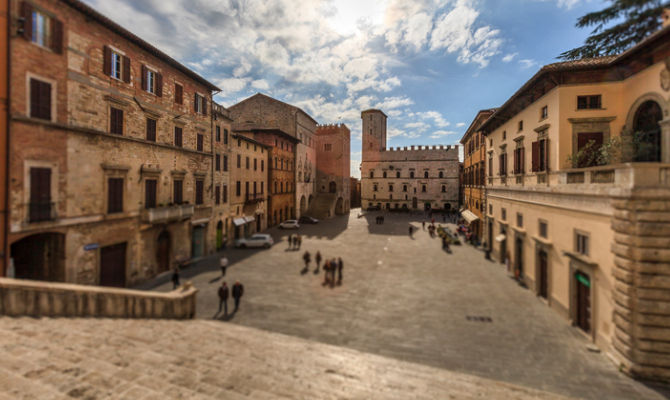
left=408, top=225, right=414, bottom=238
left=232, top=281, right=244, bottom=312
left=220, top=256, right=229, bottom=277
left=172, top=266, right=180, bottom=289
left=218, top=281, right=229, bottom=315
left=297, top=234, right=302, bottom=250
left=303, top=250, right=311, bottom=270
left=288, top=234, right=293, bottom=250
left=315, top=251, right=322, bottom=272
left=422, top=220, right=426, bottom=230
left=337, top=258, right=343, bottom=285
left=330, top=258, right=337, bottom=287
left=323, top=260, right=331, bottom=285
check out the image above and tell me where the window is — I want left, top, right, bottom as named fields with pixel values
left=489, top=204, right=493, bottom=215
left=246, top=157, right=250, bottom=170
left=403, top=185, right=407, bottom=192
left=174, top=127, right=183, bottom=147
left=439, top=171, right=444, bottom=178
left=499, top=153, right=508, bottom=176
left=236, top=181, right=241, bottom=196
left=195, top=180, right=204, bottom=205
left=531, top=138, right=548, bottom=172
left=575, top=231, right=589, bottom=256
left=142, top=66, right=161, bottom=95
left=517, top=213, right=523, bottom=227
left=324, top=143, right=332, bottom=151
left=145, top=179, right=157, bottom=209
left=541, top=106, right=548, bottom=120
left=577, top=95, right=601, bottom=110
left=424, top=171, right=429, bottom=178
left=502, top=131, right=506, bottom=140
left=410, top=171, right=415, bottom=178
left=224, top=129, right=229, bottom=144
left=29, top=167, right=52, bottom=222
left=216, top=126, right=221, bottom=142
left=370, top=171, right=374, bottom=178
left=29, top=78, right=51, bottom=120
left=110, top=107, right=123, bottom=135
left=194, top=93, right=207, bottom=115
left=215, top=154, right=221, bottom=171
left=441, top=185, right=446, bottom=193
left=261, top=160, right=264, bottom=172
left=146, top=118, right=157, bottom=142
left=215, top=185, right=220, bottom=205
left=422, top=185, right=426, bottom=192
left=111, top=51, right=122, bottom=80
left=539, top=220, right=548, bottom=238
left=373, top=184, right=378, bottom=192
left=223, top=185, right=228, bottom=203
left=197, top=134, right=204, bottom=151
left=237, top=155, right=241, bottom=168
left=238, top=139, right=241, bottom=147
left=223, top=155, right=228, bottom=172
left=513, top=147, right=525, bottom=174
left=396, top=171, right=400, bottom=178
left=502, top=208, right=507, bottom=220
left=383, top=171, right=387, bottom=178
left=175, top=84, right=183, bottom=104
left=107, top=178, right=123, bottom=214
left=518, top=121, right=523, bottom=131
left=173, top=180, right=183, bottom=204
left=389, top=185, right=393, bottom=192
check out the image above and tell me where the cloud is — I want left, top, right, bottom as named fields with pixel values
left=502, top=53, right=517, bottom=63
left=456, top=122, right=466, bottom=127
left=404, top=121, right=431, bottom=132
left=519, top=59, right=538, bottom=69
left=429, top=130, right=458, bottom=139
left=417, top=110, right=450, bottom=128
left=251, top=79, right=270, bottom=90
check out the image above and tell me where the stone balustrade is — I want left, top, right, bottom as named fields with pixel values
left=0, top=278, right=197, bottom=319
left=140, top=203, right=194, bottom=224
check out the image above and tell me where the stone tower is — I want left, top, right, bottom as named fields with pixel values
left=361, top=109, right=387, bottom=161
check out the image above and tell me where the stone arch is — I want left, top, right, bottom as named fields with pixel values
left=624, top=92, right=670, bottom=162
left=336, top=197, right=345, bottom=215
left=329, top=181, right=337, bottom=193
left=10, top=232, right=65, bottom=282
left=300, top=195, right=307, bottom=213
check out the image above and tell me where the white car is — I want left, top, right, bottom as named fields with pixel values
left=278, top=220, right=300, bottom=229
left=234, top=234, right=274, bottom=249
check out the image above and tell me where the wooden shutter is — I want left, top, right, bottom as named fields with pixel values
left=175, top=84, right=183, bottom=104
left=21, top=1, right=33, bottom=41
left=141, top=65, right=147, bottom=91
left=30, top=167, right=51, bottom=221
left=197, top=134, right=203, bottom=151
left=498, top=155, right=502, bottom=175
left=30, top=79, right=51, bottom=120
left=194, top=93, right=198, bottom=112
left=51, top=18, right=63, bottom=54
left=146, top=119, right=156, bottom=141
left=531, top=141, right=539, bottom=172
left=215, top=186, right=220, bottom=205
left=195, top=180, right=204, bottom=205
left=223, top=185, right=227, bottom=202
left=145, top=180, right=156, bottom=208
left=108, top=178, right=123, bottom=213
left=173, top=180, right=182, bottom=204
left=520, top=148, right=525, bottom=173
left=122, top=56, right=131, bottom=83
left=544, top=139, right=549, bottom=171
left=103, top=46, right=112, bottom=76
left=202, top=97, right=208, bottom=116
left=174, top=127, right=182, bottom=147
left=156, top=73, right=163, bottom=97
left=513, top=149, right=518, bottom=174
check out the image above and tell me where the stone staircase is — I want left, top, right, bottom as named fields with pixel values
left=306, top=193, right=337, bottom=219
left=0, top=317, right=572, bottom=399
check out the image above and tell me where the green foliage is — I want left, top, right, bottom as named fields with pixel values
left=559, top=0, right=670, bottom=60
left=567, top=132, right=650, bottom=168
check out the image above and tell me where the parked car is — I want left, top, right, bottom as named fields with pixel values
left=234, top=234, right=274, bottom=248
left=279, top=220, right=300, bottom=229
left=298, top=216, right=319, bottom=224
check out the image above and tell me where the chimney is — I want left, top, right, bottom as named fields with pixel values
left=664, top=9, right=670, bottom=28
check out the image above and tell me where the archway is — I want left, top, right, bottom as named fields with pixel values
left=216, top=221, right=224, bottom=250
left=329, top=181, right=337, bottom=193
left=300, top=195, right=306, bottom=214
left=336, top=197, right=344, bottom=214
left=10, top=233, right=65, bottom=282
left=157, top=230, right=171, bottom=273
left=308, top=195, right=314, bottom=209
left=633, top=100, right=663, bottom=162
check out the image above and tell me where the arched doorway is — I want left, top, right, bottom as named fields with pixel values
left=10, top=233, right=65, bottom=282
left=329, top=181, right=337, bottom=193
left=157, top=230, right=171, bottom=273
left=633, top=100, right=663, bottom=162
left=216, top=221, right=224, bottom=250
left=336, top=197, right=344, bottom=214
left=412, top=197, right=418, bottom=209
left=300, top=195, right=306, bottom=214
left=445, top=203, right=451, bottom=211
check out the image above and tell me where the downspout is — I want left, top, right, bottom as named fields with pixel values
left=3, top=0, right=11, bottom=276
left=210, top=90, right=220, bottom=251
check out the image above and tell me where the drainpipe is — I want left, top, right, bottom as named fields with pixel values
left=3, top=0, right=11, bottom=276
left=210, top=90, right=220, bottom=253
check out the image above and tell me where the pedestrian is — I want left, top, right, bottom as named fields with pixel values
left=297, top=234, right=302, bottom=249
left=220, top=256, right=229, bottom=277
left=422, top=220, right=426, bottom=230
left=288, top=234, right=293, bottom=250
left=171, top=266, right=180, bottom=289
left=323, top=260, right=331, bottom=285
left=408, top=225, right=414, bottom=238
left=330, top=258, right=337, bottom=287
left=337, top=258, right=343, bottom=285
left=232, top=281, right=244, bottom=312
left=218, top=281, right=229, bottom=315
left=315, top=251, right=322, bottom=272
left=303, top=250, right=311, bottom=270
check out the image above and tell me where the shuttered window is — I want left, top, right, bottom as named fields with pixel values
left=223, top=155, right=228, bottom=172
left=533, top=139, right=549, bottom=172
left=145, top=179, right=157, bottom=209
left=30, top=78, right=51, bottom=120
left=146, top=118, right=157, bottom=142
left=174, top=126, right=183, bottom=147
left=104, top=48, right=131, bottom=83
left=29, top=167, right=52, bottom=222
left=236, top=181, right=241, bottom=196
left=197, top=134, right=204, bottom=151
left=107, top=178, right=123, bottom=214
left=194, top=93, right=207, bottom=115
left=216, top=126, right=221, bottom=142
left=175, top=84, right=183, bottom=104
left=215, top=185, right=220, bottom=205
left=195, top=180, right=204, bottom=205
left=215, top=154, right=221, bottom=171
left=173, top=180, right=183, bottom=204
left=110, top=107, right=123, bottom=135
left=223, top=185, right=228, bottom=203
left=224, top=129, right=229, bottom=144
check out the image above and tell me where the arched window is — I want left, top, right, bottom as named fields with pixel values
left=389, top=185, right=393, bottom=192
left=396, top=171, right=400, bottom=178
left=383, top=171, right=387, bottom=178
left=403, top=185, right=407, bottom=192
left=439, top=171, right=444, bottom=178
left=441, top=185, right=446, bottom=193
left=410, top=171, right=415, bottom=178
left=424, top=171, right=429, bottom=178
left=633, top=100, right=662, bottom=162
left=373, top=184, right=378, bottom=192
left=370, top=170, right=374, bottom=178
left=422, top=185, right=426, bottom=192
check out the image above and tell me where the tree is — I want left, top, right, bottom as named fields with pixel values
left=559, top=0, right=670, bottom=60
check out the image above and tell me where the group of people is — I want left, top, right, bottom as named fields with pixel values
left=217, top=280, right=244, bottom=317
left=375, top=215, right=385, bottom=224
left=303, top=251, right=344, bottom=287
left=288, top=234, right=303, bottom=250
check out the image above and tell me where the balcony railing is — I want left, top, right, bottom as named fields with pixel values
left=245, top=193, right=266, bottom=204
left=29, top=202, right=55, bottom=223
left=141, top=204, right=194, bottom=224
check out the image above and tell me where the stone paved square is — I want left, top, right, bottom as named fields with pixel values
left=141, top=210, right=669, bottom=400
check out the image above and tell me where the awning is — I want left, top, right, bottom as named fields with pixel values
left=495, top=234, right=507, bottom=243
left=233, top=218, right=246, bottom=226
left=244, top=216, right=256, bottom=223
left=461, top=210, right=479, bottom=224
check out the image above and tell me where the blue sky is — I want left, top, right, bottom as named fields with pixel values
left=83, top=0, right=603, bottom=177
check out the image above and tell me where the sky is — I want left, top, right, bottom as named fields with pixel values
left=82, top=0, right=603, bottom=178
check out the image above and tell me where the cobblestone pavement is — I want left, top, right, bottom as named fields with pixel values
left=142, top=210, right=669, bottom=400
left=0, top=317, right=573, bottom=399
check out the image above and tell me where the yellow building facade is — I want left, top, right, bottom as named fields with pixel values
left=480, top=26, right=670, bottom=380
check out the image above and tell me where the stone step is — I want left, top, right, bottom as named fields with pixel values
left=0, top=317, right=573, bottom=399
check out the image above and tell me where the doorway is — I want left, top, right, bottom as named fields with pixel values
left=192, top=225, right=205, bottom=258
left=216, top=221, right=224, bottom=250
left=514, top=236, right=523, bottom=279
left=538, top=250, right=548, bottom=299
left=412, top=197, right=417, bottom=209
left=10, top=233, right=65, bottom=282
left=100, top=242, right=127, bottom=287
left=156, top=231, right=171, bottom=273
left=329, top=181, right=337, bottom=193
left=575, top=271, right=591, bottom=333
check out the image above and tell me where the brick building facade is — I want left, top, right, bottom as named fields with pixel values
left=360, top=109, right=459, bottom=212
left=229, top=133, right=268, bottom=238
left=212, top=103, right=233, bottom=250
left=6, top=0, right=219, bottom=286
left=314, top=123, right=351, bottom=217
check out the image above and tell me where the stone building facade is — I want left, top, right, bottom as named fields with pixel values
left=0, top=0, right=7, bottom=276
left=350, top=177, right=361, bottom=209
left=229, top=133, right=268, bottom=239
left=460, top=109, right=495, bottom=241
left=313, top=124, right=351, bottom=217
left=6, top=0, right=218, bottom=287
left=212, top=103, right=233, bottom=250
left=360, top=109, right=459, bottom=212
left=480, top=24, right=670, bottom=380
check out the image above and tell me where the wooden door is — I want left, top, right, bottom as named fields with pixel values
left=100, top=243, right=127, bottom=287
left=156, top=231, right=170, bottom=273
left=576, top=273, right=591, bottom=333
left=30, top=167, right=52, bottom=222
left=539, top=251, right=548, bottom=299
left=192, top=226, right=204, bottom=258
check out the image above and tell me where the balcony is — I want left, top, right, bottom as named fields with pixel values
left=245, top=193, right=266, bottom=204
left=29, top=202, right=56, bottom=223
left=141, top=204, right=194, bottom=224
left=557, top=163, right=670, bottom=190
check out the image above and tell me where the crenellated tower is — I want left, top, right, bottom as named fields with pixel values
left=361, top=109, right=387, bottom=162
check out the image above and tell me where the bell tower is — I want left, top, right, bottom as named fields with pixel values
left=361, top=109, right=387, bottom=161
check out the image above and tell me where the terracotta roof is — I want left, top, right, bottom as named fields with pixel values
left=460, top=108, right=497, bottom=144
left=61, top=0, right=220, bottom=91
